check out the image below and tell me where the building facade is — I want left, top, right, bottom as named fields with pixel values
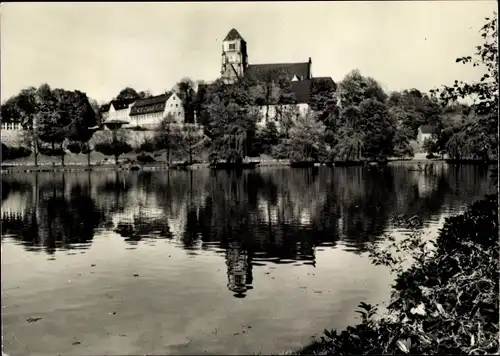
left=417, top=125, right=437, bottom=146
left=219, top=28, right=335, bottom=132
left=129, top=92, right=185, bottom=129
left=100, top=92, right=185, bottom=129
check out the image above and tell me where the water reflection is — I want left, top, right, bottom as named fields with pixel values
left=1, top=163, right=495, bottom=297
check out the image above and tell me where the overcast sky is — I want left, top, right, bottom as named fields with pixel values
left=1, top=1, right=496, bottom=103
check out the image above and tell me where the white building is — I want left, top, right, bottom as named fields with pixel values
left=255, top=78, right=335, bottom=131
left=100, top=93, right=186, bottom=130
left=100, top=98, right=136, bottom=126
left=128, top=92, right=185, bottom=129
left=417, top=125, right=437, bottom=147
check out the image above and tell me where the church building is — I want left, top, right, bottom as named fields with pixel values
left=220, top=28, right=313, bottom=84
left=219, top=28, right=335, bottom=130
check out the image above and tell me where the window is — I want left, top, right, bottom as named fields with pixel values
left=176, top=104, right=178, bottom=107
left=229, top=43, right=235, bottom=50
left=178, top=112, right=181, bottom=116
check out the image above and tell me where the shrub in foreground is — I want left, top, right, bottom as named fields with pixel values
left=300, top=195, right=499, bottom=355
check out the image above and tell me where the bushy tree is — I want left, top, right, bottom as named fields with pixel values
left=178, top=124, right=208, bottom=164
left=154, top=114, right=181, bottom=166
left=95, top=130, right=132, bottom=165
left=175, top=78, right=197, bottom=124
left=334, top=70, right=396, bottom=161
left=203, top=78, right=259, bottom=163
left=273, top=110, right=326, bottom=162
left=430, top=14, right=498, bottom=161
left=115, top=87, right=141, bottom=101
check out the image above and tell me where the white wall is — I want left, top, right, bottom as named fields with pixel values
left=256, top=103, right=310, bottom=131
left=163, top=93, right=185, bottom=124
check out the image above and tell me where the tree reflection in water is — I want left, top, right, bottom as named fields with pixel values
left=1, top=172, right=103, bottom=255
left=1, top=164, right=495, bottom=296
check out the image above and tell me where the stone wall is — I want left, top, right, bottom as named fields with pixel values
left=2, top=128, right=156, bottom=150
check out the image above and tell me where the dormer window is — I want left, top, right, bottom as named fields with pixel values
left=229, top=43, right=236, bottom=50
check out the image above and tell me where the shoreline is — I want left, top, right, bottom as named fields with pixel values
left=1, top=158, right=493, bottom=174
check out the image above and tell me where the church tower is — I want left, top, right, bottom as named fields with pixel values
left=221, top=29, right=248, bottom=84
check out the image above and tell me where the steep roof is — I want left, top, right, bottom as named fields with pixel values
left=224, top=28, right=245, bottom=42
left=246, top=62, right=311, bottom=82
left=111, top=98, right=136, bottom=111
left=419, top=125, right=437, bottom=134
left=290, top=80, right=312, bottom=104
left=129, top=93, right=174, bottom=116
left=273, top=77, right=336, bottom=105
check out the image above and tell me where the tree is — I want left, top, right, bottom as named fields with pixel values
left=334, top=70, right=396, bottom=161
left=35, top=84, right=71, bottom=165
left=391, top=123, right=415, bottom=158
left=422, top=137, right=436, bottom=156
left=203, top=78, right=259, bottom=163
left=178, top=123, right=208, bottom=164
left=138, top=90, right=152, bottom=99
left=154, top=113, right=180, bottom=166
left=388, top=89, right=441, bottom=138
left=331, top=125, right=364, bottom=161
left=430, top=14, right=498, bottom=161
left=276, top=109, right=326, bottom=162
left=66, top=91, right=99, bottom=168
left=115, top=87, right=141, bottom=101
left=255, top=121, right=279, bottom=155
left=310, top=77, right=338, bottom=123
left=88, top=98, right=103, bottom=126
left=94, top=129, right=132, bottom=165
left=175, top=78, right=196, bottom=124
left=2, top=88, right=42, bottom=166
left=193, top=81, right=210, bottom=128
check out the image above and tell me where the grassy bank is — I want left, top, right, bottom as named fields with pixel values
left=294, top=195, right=499, bottom=355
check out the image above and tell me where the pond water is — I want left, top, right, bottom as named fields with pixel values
left=1, top=163, right=495, bottom=355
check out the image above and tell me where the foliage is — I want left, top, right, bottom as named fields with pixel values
left=430, top=14, right=498, bottom=161
left=203, top=78, right=259, bottom=162
left=310, top=77, right=339, bottom=127
left=391, top=123, right=415, bottom=158
left=254, top=121, right=279, bottom=155
left=301, top=195, right=499, bottom=355
left=175, top=78, right=197, bottom=123
left=115, top=87, right=151, bottom=101
left=1, top=144, right=31, bottom=161
left=94, top=130, right=132, bottom=165
left=137, top=153, right=156, bottom=163
left=67, top=141, right=82, bottom=154
left=153, top=114, right=181, bottom=164
left=279, top=110, right=326, bottom=162
left=1, top=83, right=98, bottom=166
left=388, top=89, right=441, bottom=138
left=422, top=138, right=436, bottom=156
left=140, top=139, right=156, bottom=153
left=177, top=124, right=208, bottom=164
left=334, top=70, right=396, bottom=161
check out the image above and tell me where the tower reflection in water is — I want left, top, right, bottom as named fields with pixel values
left=225, top=241, right=253, bottom=298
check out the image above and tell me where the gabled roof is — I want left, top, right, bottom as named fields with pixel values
left=129, top=93, right=174, bottom=116
left=246, top=62, right=311, bottom=82
left=419, top=125, right=437, bottom=134
left=111, top=98, right=136, bottom=111
left=224, top=28, right=245, bottom=42
left=261, top=77, right=336, bottom=105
